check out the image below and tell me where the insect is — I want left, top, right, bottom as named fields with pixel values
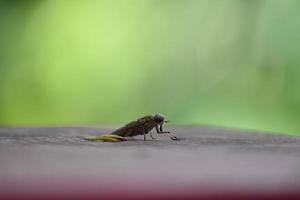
left=85, top=113, right=179, bottom=142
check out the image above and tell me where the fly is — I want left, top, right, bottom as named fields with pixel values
left=85, top=113, right=179, bottom=142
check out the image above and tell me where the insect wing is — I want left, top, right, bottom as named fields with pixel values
left=110, top=115, right=153, bottom=137
left=110, top=121, right=138, bottom=136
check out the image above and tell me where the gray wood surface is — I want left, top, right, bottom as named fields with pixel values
left=0, top=126, right=300, bottom=196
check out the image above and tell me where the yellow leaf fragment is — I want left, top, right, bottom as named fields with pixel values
left=85, top=134, right=126, bottom=142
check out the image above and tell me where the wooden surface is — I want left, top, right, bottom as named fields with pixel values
left=0, top=126, right=300, bottom=199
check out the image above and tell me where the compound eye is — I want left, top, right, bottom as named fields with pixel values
left=154, top=113, right=164, bottom=123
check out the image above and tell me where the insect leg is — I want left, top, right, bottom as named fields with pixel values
left=141, top=127, right=147, bottom=141
left=155, top=125, right=160, bottom=133
left=166, top=132, right=179, bottom=140
left=157, top=131, right=170, bottom=134
left=155, top=125, right=179, bottom=140
left=155, top=125, right=170, bottom=134
left=150, top=131, right=156, bottom=140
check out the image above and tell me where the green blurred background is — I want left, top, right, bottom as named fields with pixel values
left=1, top=0, right=300, bottom=135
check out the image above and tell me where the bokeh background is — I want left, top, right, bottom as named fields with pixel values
left=0, top=0, right=300, bottom=135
